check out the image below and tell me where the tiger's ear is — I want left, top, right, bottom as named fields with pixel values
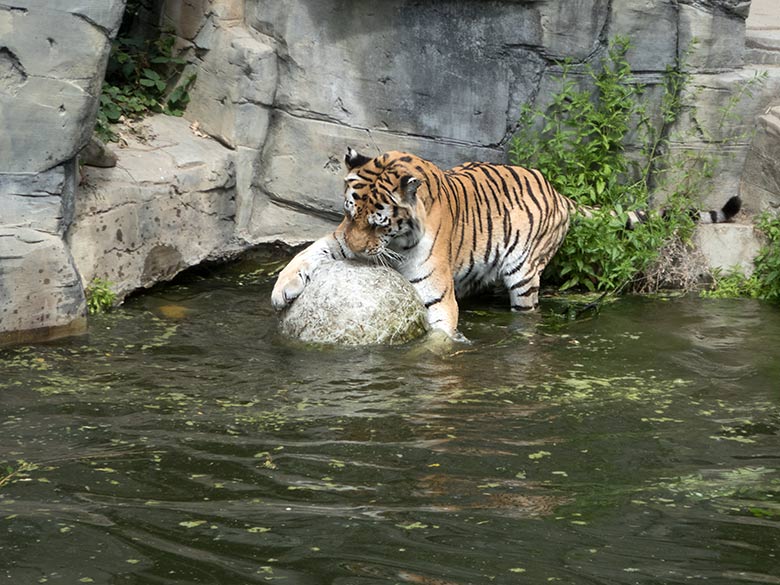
left=345, top=147, right=371, bottom=170
left=400, top=175, right=421, bottom=202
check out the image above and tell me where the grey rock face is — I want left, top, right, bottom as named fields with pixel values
left=183, top=26, right=277, bottom=150
left=248, top=1, right=545, bottom=147
left=0, top=2, right=124, bottom=174
left=0, top=163, right=86, bottom=344
left=0, top=1, right=123, bottom=343
left=659, top=67, right=780, bottom=210
left=740, top=106, right=780, bottom=214
left=610, top=0, right=678, bottom=72
left=0, top=228, right=86, bottom=345
left=679, top=4, right=746, bottom=71
left=280, top=261, right=428, bottom=346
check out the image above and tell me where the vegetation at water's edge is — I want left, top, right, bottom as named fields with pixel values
left=86, top=278, right=117, bottom=314
left=95, top=1, right=194, bottom=142
left=702, top=211, right=780, bottom=302
left=510, top=37, right=763, bottom=295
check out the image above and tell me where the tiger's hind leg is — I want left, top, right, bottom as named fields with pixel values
left=504, top=265, right=541, bottom=313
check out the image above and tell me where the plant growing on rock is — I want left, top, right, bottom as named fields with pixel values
left=86, top=278, right=117, bottom=314
left=96, top=22, right=194, bottom=142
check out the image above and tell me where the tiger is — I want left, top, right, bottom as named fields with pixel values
left=271, top=147, right=741, bottom=337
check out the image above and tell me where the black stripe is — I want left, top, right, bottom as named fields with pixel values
left=408, top=270, right=434, bottom=284
left=511, top=305, right=535, bottom=312
left=709, top=210, right=718, bottom=223
left=422, top=222, right=442, bottom=264
left=442, top=172, right=461, bottom=225
left=478, top=166, right=505, bottom=212
left=335, top=236, right=349, bottom=259
left=483, top=212, right=494, bottom=264
left=504, top=166, right=525, bottom=208
left=464, top=171, right=484, bottom=228
left=457, top=254, right=476, bottom=284
left=424, top=294, right=445, bottom=309
left=509, top=274, right=534, bottom=290
left=502, top=230, right=523, bottom=265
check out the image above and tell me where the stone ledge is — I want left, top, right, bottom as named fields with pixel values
left=746, top=30, right=780, bottom=65
left=693, top=223, right=764, bottom=276
left=67, top=115, right=240, bottom=300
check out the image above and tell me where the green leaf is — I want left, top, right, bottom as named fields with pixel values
left=143, top=68, right=161, bottom=81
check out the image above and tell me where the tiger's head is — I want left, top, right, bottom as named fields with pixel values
left=339, top=147, right=427, bottom=263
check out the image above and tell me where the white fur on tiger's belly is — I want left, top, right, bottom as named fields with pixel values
left=279, top=261, right=429, bottom=345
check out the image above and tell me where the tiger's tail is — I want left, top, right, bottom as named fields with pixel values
left=688, top=195, right=742, bottom=224
left=568, top=196, right=742, bottom=229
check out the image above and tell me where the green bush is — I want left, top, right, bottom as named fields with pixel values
left=509, top=38, right=696, bottom=292
left=96, top=26, right=194, bottom=142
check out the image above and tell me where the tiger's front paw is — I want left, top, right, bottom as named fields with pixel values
left=271, top=261, right=310, bottom=310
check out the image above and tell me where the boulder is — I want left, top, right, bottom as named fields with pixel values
left=279, top=261, right=428, bottom=345
left=80, top=136, right=118, bottom=168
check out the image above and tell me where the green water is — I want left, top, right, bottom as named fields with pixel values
left=1, top=252, right=779, bottom=584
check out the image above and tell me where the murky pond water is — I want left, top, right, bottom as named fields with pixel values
left=2, top=252, right=779, bottom=585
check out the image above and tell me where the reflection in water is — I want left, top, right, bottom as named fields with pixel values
left=1, top=260, right=779, bottom=584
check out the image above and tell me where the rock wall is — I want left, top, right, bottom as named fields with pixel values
left=0, top=1, right=126, bottom=344
left=163, top=0, right=778, bottom=237
left=3, top=0, right=779, bottom=344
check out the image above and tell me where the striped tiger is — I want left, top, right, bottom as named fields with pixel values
left=271, top=148, right=741, bottom=337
